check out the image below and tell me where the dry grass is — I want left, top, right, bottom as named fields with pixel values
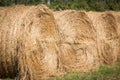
left=87, top=11, right=120, bottom=63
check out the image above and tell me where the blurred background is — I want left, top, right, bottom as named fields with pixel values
left=0, top=0, right=120, bottom=11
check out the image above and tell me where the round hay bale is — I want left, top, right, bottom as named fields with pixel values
left=0, top=4, right=59, bottom=80
left=110, top=11, right=120, bottom=61
left=87, top=11, right=120, bottom=64
left=54, top=10, right=99, bottom=72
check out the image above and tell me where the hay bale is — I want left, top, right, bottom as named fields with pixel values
left=0, top=4, right=59, bottom=80
left=87, top=11, right=120, bottom=64
left=54, top=10, right=120, bottom=72
left=111, top=11, right=120, bottom=60
left=54, top=10, right=99, bottom=72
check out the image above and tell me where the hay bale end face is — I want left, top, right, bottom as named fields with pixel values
left=0, top=5, right=59, bottom=80
left=54, top=10, right=99, bottom=72
left=87, top=12, right=120, bottom=64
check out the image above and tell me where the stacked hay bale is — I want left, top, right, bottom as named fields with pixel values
left=111, top=11, right=120, bottom=61
left=54, top=10, right=99, bottom=72
left=87, top=11, right=120, bottom=64
left=0, top=5, right=59, bottom=80
left=54, top=10, right=120, bottom=72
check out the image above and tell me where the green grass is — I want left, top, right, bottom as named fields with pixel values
left=48, top=62, right=120, bottom=80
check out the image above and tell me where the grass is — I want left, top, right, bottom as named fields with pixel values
left=48, top=62, right=120, bottom=80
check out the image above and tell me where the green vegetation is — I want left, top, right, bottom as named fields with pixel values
left=0, top=0, right=120, bottom=11
left=48, top=62, right=120, bottom=80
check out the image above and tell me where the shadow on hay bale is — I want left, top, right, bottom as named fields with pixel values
left=0, top=4, right=60, bottom=80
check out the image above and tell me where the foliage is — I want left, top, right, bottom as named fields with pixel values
left=0, top=0, right=120, bottom=11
